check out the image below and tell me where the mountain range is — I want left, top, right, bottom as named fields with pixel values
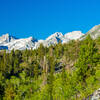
left=0, top=25, right=100, bottom=51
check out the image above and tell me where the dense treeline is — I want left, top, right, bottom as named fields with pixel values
left=0, top=35, right=100, bottom=100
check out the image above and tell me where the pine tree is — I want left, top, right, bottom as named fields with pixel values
left=55, top=40, right=64, bottom=59
left=75, top=35, right=99, bottom=83
left=13, top=50, right=22, bottom=74
left=0, top=73, right=4, bottom=100
left=33, top=61, right=39, bottom=80
left=10, top=49, right=15, bottom=75
left=38, top=44, right=45, bottom=66
left=47, top=47, right=55, bottom=100
left=61, top=64, right=66, bottom=86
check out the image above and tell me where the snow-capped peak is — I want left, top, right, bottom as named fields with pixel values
left=0, top=31, right=85, bottom=51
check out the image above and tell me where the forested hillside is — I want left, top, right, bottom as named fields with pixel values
left=0, top=35, right=100, bottom=100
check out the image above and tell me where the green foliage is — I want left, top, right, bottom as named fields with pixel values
left=0, top=35, right=100, bottom=100
left=47, top=47, right=55, bottom=100
left=75, top=35, right=99, bottom=82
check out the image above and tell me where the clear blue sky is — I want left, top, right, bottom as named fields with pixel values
left=0, top=0, right=100, bottom=39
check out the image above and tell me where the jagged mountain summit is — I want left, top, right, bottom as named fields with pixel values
left=0, top=34, right=37, bottom=50
left=2, top=24, right=100, bottom=51
left=34, top=31, right=84, bottom=49
left=0, top=31, right=84, bottom=50
left=0, top=31, right=83, bottom=50
left=3, top=26, right=100, bottom=51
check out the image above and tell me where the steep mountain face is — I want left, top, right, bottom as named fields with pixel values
left=0, top=31, right=84, bottom=50
left=83, top=25, right=100, bottom=39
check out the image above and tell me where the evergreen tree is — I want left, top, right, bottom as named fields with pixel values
left=38, top=44, right=45, bottom=66
left=61, top=64, right=66, bottom=86
left=14, top=50, right=22, bottom=74
left=0, top=73, right=4, bottom=100
left=75, top=35, right=99, bottom=83
left=9, top=49, right=15, bottom=75
left=55, top=40, right=64, bottom=59
left=47, top=47, right=55, bottom=100
left=33, top=61, right=39, bottom=80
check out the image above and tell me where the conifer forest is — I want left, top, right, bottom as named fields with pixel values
left=0, top=35, right=100, bottom=100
